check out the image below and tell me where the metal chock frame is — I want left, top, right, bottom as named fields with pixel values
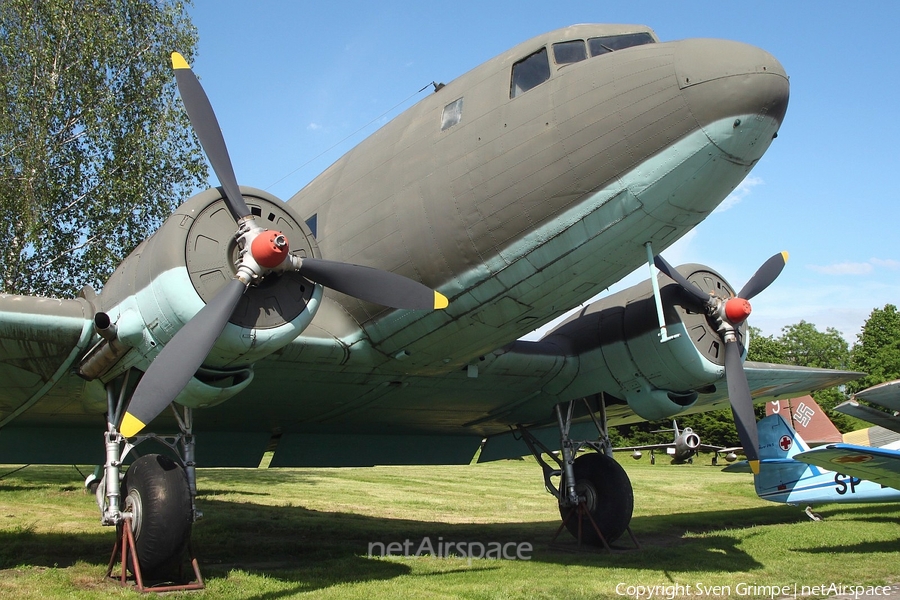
left=106, top=517, right=205, bottom=592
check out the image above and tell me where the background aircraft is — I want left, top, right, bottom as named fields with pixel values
left=726, top=384, right=900, bottom=519
left=0, top=24, right=860, bottom=576
left=792, top=380, right=900, bottom=493
left=614, top=421, right=739, bottom=465
left=766, top=395, right=843, bottom=445
left=833, top=379, right=900, bottom=437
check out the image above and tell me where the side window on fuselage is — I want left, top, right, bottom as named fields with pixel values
left=510, top=47, right=550, bottom=98
left=441, top=97, right=464, bottom=130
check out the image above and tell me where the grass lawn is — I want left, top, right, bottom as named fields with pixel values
left=0, top=456, right=898, bottom=599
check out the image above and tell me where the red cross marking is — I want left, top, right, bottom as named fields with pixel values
left=779, top=435, right=793, bottom=451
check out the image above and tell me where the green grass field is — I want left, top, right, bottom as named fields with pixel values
left=1, top=456, right=898, bottom=599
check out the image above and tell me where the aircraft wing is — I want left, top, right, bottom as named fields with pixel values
left=613, top=442, right=730, bottom=453
left=835, top=401, right=900, bottom=434
left=834, top=379, right=900, bottom=434
left=712, top=445, right=742, bottom=454
left=603, top=362, right=863, bottom=425
left=0, top=294, right=95, bottom=429
left=794, top=444, right=900, bottom=491
left=855, top=379, right=900, bottom=411
left=612, top=443, right=674, bottom=453
left=741, top=362, right=862, bottom=403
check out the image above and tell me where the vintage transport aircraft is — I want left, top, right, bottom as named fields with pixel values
left=0, top=24, right=861, bottom=573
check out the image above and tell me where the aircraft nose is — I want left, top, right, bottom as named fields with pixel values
left=675, top=39, right=790, bottom=164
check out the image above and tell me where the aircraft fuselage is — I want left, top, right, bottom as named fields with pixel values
left=288, top=24, right=788, bottom=372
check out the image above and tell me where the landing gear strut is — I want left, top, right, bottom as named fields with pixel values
left=517, top=396, right=638, bottom=549
left=94, top=370, right=204, bottom=587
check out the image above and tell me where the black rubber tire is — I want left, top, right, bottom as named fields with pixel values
left=558, top=452, right=634, bottom=546
left=121, top=454, right=193, bottom=578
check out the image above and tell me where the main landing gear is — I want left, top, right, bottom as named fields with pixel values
left=517, top=396, right=638, bottom=550
left=92, top=370, right=204, bottom=589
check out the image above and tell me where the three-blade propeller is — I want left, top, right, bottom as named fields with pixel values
left=654, top=251, right=788, bottom=474
left=119, top=53, right=449, bottom=438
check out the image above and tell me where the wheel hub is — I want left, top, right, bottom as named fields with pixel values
left=574, top=480, right=598, bottom=512
left=124, top=487, right=143, bottom=539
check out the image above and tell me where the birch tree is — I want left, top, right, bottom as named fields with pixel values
left=0, top=0, right=206, bottom=296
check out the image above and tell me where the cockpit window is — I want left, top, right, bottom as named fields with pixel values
left=510, top=47, right=550, bottom=98
left=552, top=40, right=587, bottom=66
left=588, top=32, right=655, bottom=56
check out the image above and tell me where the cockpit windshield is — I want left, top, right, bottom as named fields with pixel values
left=552, top=40, right=587, bottom=66
left=511, top=30, right=656, bottom=98
left=588, top=32, right=655, bottom=56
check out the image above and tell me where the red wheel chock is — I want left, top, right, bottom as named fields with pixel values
left=105, top=518, right=205, bottom=593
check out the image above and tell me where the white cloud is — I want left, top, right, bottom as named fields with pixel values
left=713, top=176, right=763, bottom=213
left=871, top=257, right=900, bottom=270
left=808, top=261, right=874, bottom=275
left=808, top=258, right=900, bottom=276
left=307, top=122, right=322, bottom=131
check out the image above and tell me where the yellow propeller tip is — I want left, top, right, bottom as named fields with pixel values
left=749, top=459, right=761, bottom=475
left=171, top=52, right=190, bottom=70
left=781, top=251, right=789, bottom=263
left=119, top=412, right=146, bottom=438
left=434, top=291, right=449, bottom=310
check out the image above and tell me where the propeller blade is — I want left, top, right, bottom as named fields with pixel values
left=653, top=254, right=711, bottom=305
left=299, top=258, right=448, bottom=310
left=119, top=278, right=248, bottom=437
left=171, top=52, right=251, bottom=221
left=737, top=251, right=788, bottom=300
left=724, top=339, right=760, bottom=474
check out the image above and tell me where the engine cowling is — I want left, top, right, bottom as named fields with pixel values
left=544, top=264, right=747, bottom=421
left=78, top=187, right=323, bottom=407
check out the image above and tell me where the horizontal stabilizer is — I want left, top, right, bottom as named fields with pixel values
left=722, top=457, right=801, bottom=474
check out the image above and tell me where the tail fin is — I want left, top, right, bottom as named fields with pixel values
left=766, top=396, right=842, bottom=445
left=753, top=413, right=814, bottom=502
left=757, top=413, right=810, bottom=460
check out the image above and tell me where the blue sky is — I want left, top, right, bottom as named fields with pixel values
left=187, top=1, right=899, bottom=345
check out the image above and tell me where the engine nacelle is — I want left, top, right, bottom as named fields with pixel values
left=545, top=264, right=747, bottom=421
left=79, top=187, right=323, bottom=406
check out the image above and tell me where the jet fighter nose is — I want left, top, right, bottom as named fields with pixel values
left=675, top=39, right=789, bottom=165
